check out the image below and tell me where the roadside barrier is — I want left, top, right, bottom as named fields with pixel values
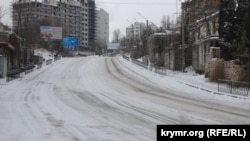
left=46, top=59, right=53, bottom=65
left=54, top=56, right=61, bottom=62
left=7, top=65, right=35, bottom=82
left=25, top=65, right=35, bottom=74
left=131, top=58, right=148, bottom=70
left=6, top=69, right=22, bottom=82
left=123, top=55, right=167, bottom=76
left=218, top=79, right=249, bottom=96
left=6, top=57, right=61, bottom=82
left=37, top=63, right=43, bottom=69
left=122, top=55, right=130, bottom=61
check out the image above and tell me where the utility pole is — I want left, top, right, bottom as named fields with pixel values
left=127, top=19, right=134, bottom=52
left=137, top=12, right=148, bottom=29
left=137, top=12, right=149, bottom=56
left=181, top=1, right=185, bottom=72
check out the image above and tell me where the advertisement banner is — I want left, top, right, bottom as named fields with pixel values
left=40, top=26, right=62, bottom=39
left=63, top=37, right=79, bottom=51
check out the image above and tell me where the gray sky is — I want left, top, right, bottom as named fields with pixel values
left=95, top=0, right=183, bottom=41
left=0, top=0, right=183, bottom=41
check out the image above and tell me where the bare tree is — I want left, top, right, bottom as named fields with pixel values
left=112, top=29, right=122, bottom=43
left=0, top=5, right=7, bottom=22
left=183, top=0, right=219, bottom=42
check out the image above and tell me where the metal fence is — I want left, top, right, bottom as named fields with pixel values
left=6, top=65, right=35, bottom=82
left=54, top=56, right=61, bottom=62
left=25, top=65, right=35, bottom=74
left=122, top=55, right=130, bottom=61
left=5, top=57, right=62, bottom=82
left=37, top=63, right=43, bottom=69
left=131, top=58, right=148, bottom=69
left=149, top=64, right=154, bottom=72
left=123, top=56, right=168, bottom=76
left=218, top=79, right=250, bottom=96
left=154, top=66, right=167, bottom=76
left=46, top=59, right=53, bottom=65
left=6, top=69, right=22, bottom=82
left=148, top=64, right=167, bottom=76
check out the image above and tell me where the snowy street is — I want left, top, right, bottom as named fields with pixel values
left=0, top=56, right=250, bottom=141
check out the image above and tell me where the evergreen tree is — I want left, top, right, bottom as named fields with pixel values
left=238, top=0, right=250, bottom=63
left=218, top=0, right=238, bottom=60
left=219, top=0, right=250, bottom=62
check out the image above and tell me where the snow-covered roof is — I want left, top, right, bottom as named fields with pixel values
left=194, top=35, right=220, bottom=45
left=154, top=33, right=168, bottom=36
left=165, top=30, right=173, bottom=35
left=196, top=11, right=219, bottom=23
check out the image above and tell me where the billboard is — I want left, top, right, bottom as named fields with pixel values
left=63, top=37, right=79, bottom=46
left=40, top=26, right=62, bottom=39
left=63, top=37, right=79, bottom=51
left=107, top=43, right=120, bottom=50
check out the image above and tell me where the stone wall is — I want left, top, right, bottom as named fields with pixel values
left=207, top=59, right=250, bottom=82
left=206, top=59, right=224, bottom=81
left=224, top=60, right=250, bottom=82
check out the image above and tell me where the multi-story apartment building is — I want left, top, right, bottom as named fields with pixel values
left=126, top=22, right=158, bottom=41
left=12, top=0, right=95, bottom=48
left=96, top=8, right=109, bottom=44
left=133, top=22, right=145, bottom=40
left=87, top=0, right=96, bottom=46
left=126, top=22, right=146, bottom=40
left=126, top=25, right=134, bottom=40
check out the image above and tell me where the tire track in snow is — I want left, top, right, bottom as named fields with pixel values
left=109, top=58, right=250, bottom=122
left=103, top=58, right=182, bottom=124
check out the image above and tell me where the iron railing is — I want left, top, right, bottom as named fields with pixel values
left=218, top=79, right=250, bottom=96
left=54, top=56, right=61, bottom=62
left=25, top=65, right=35, bottom=74
left=6, top=69, right=22, bottom=82
left=37, top=63, right=43, bottom=69
left=148, top=64, right=167, bottom=76
left=122, top=55, right=130, bottom=61
left=7, top=65, right=35, bottom=82
left=46, top=59, right=53, bottom=65
left=123, top=56, right=167, bottom=76
left=131, top=58, right=148, bottom=69
left=149, top=64, right=154, bottom=72
left=154, top=66, right=167, bottom=76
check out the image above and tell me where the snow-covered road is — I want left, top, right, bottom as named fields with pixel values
left=0, top=56, right=249, bottom=141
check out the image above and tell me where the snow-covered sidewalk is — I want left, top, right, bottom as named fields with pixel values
left=118, top=55, right=250, bottom=100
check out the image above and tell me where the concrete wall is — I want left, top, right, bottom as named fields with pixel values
left=164, top=47, right=175, bottom=70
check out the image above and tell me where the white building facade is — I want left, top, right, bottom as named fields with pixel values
left=126, top=22, right=146, bottom=40
left=96, top=8, right=109, bottom=44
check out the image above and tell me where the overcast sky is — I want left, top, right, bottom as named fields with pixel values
left=0, top=0, right=183, bottom=41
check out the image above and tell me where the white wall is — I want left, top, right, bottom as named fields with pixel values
left=96, top=8, right=109, bottom=43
